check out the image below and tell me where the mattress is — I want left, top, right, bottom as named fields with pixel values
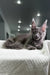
left=0, top=40, right=49, bottom=75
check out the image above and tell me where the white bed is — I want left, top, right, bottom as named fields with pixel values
left=0, top=40, right=49, bottom=75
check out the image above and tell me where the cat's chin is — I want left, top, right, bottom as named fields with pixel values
left=35, top=37, right=41, bottom=41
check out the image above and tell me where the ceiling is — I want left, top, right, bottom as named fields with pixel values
left=0, top=0, right=50, bottom=33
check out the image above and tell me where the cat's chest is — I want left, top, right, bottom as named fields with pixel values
left=29, top=39, right=40, bottom=46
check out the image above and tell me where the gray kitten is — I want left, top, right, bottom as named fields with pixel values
left=3, top=19, right=48, bottom=50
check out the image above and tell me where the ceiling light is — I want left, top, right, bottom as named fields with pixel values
left=18, top=29, right=20, bottom=31
left=17, top=0, right=21, bottom=4
left=18, top=25, right=21, bottom=28
left=29, top=24, right=32, bottom=27
left=37, top=13, right=40, bottom=17
left=26, top=28, right=30, bottom=31
left=18, top=20, right=22, bottom=24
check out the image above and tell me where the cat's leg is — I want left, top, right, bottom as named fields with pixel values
left=25, top=45, right=36, bottom=50
left=3, top=38, right=23, bottom=49
left=11, top=41, right=23, bottom=49
left=36, top=43, right=43, bottom=49
left=3, top=38, right=15, bottom=48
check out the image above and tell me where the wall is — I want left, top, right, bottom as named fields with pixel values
left=4, top=22, right=11, bottom=39
left=0, top=9, right=11, bottom=40
left=0, top=22, right=5, bottom=40
left=0, top=21, right=11, bottom=40
left=47, top=27, right=50, bottom=40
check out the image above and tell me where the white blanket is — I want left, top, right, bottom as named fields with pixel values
left=0, top=40, right=49, bottom=75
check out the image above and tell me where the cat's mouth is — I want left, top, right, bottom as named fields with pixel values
left=33, top=36, right=41, bottom=41
left=36, top=37, right=40, bottom=40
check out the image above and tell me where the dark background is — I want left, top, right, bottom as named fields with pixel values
left=0, top=0, right=50, bottom=39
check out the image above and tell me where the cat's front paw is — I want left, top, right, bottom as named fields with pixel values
left=36, top=44, right=43, bottom=49
left=27, top=45, right=36, bottom=50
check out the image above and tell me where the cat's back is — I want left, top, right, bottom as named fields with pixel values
left=14, top=33, right=31, bottom=41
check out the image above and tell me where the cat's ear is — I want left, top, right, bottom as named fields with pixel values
left=41, top=19, right=48, bottom=32
left=32, top=18, right=36, bottom=29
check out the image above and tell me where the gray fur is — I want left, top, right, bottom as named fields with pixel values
left=3, top=19, right=47, bottom=50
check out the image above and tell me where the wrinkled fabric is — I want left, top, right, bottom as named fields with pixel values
left=0, top=40, right=49, bottom=75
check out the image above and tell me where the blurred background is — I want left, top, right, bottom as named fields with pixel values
left=0, top=0, right=50, bottom=40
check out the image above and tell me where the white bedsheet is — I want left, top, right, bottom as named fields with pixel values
left=0, top=40, right=49, bottom=75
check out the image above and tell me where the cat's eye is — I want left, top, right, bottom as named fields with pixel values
left=33, top=31, right=36, bottom=34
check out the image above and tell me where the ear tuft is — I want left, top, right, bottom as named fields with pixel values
left=32, top=18, right=36, bottom=29
left=41, top=19, right=48, bottom=32
left=44, top=19, right=48, bottom=25
left=32, top=18, right=35, bottom=22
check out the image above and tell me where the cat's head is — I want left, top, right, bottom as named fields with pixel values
left=31, top=18, right=48, bottom=41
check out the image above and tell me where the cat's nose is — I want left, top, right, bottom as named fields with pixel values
left=35, top=35, right=38, bottom=39
left=35, top=34, right=39, bottom=38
